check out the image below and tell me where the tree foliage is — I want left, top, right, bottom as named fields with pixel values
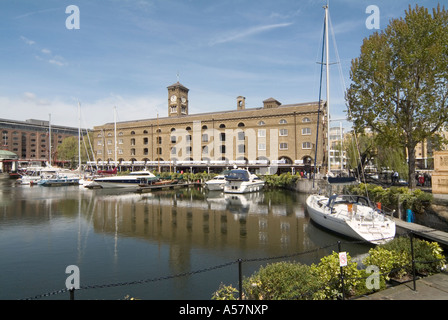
left=346, top=4, right=448, bottom=188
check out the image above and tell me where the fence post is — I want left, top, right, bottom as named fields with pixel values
left=238, top=259, right=243, bottom=300
left=69, top=287, right=75, bottom=300
left=410, top=232, right=417, bottom=291
left=338, top=241, right=345, bottom=300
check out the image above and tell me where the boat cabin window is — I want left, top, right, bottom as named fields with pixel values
left=225, top=170, right=249, bottom=181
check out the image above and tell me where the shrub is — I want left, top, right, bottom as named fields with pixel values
left=211, top=283, right=239, bottom=300
left=382, top=236, right=446, bottom=275
left=310, top=251, right=362, bottom=300
left=362, top=246, right=409, bottom=281
left=242, top=261, right=322, bottom=300
left=345, top=183, right=433, bottom=214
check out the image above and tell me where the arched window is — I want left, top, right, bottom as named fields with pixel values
left=237, top=122, right=245, bottom=127
left=219, top=124, right=226, bottom=128
left=279, top=119, right=287, bottom=124
left=258, top=121, right=265, bottom=126
left=302, top=117, right=311, bottom=123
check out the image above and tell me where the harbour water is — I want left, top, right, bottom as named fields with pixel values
left=0, top=174, right=371, bottom=300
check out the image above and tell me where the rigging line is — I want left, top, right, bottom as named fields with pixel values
left=328, top=8, right=369, bottom=196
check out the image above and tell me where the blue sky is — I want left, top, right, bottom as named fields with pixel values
left=0, top=0, right=438, bottom=129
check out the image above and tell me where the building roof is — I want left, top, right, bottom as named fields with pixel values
left=167, top=82, right=189, bottom=91
left=0, top=150, right=18, bottom=159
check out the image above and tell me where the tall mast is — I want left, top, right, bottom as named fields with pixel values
left=49, top=113, right=52, bottom=166
left=78, top=101, right=82, bottom=175
left=324, top=4, right=331, bottom=175
left=114, top=106, right=117, bottom=167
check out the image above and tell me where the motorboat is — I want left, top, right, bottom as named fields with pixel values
left=205, top=175, right=226, bottom=191
left=94, top=170, right=157, bottom=189
left=306, top=193, right=395, bottom=244
left=38, top=174, right=80, bottom=187
left=224, top=169, right=265, bottom=194
left=17, top=166, right=69, bottom=185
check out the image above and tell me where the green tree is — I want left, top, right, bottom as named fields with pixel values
left=346, top=4, right=448, bottom=188
left=57, top=133, right=94, bottom=168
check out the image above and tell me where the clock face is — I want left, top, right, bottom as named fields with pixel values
left=170, top=95, right=177, bottom=102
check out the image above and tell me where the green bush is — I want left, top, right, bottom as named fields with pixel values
left=242, top=261, right=322, bottom=300
left=310, top=251, right=361, bottom=300
left=362, top=246, right=409, bottom=281
left=211, top=238, right=446, bottom=300
left=345, top=183, right=433, bottom=214
left=381, top=236, right=446, bottom=275
left=211, top=283, right=239, bottom=300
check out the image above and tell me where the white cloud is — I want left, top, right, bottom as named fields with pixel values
left=20, top=36, right=35, bottom=46
left=209, top=22, right=294, bottom=46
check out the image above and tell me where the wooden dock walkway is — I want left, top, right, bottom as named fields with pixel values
left=393, top=218, right=448, bottom=247
left=135, top=182, right=195, bottom=193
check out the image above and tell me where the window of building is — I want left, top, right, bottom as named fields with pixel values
left=157, top=137, right=162, bottom=144
left=143, top=148, right=149, bottom=155
left=130, top=138, right=135, bottom=146
left=118, top=139, right=123, bottom=144
left=202, top=146, right=208, bottom=154
left=302, top=142, right=311, bottom=149
left=143, top=130, right=148, bottom=134
left=170, top=106, right=177, bottom=113
left=143, top=137, right=149, bottom=145
left=302, top=128, right=311, bottom=135
left=202, top=134, right=208, bottom=142
left=219, top=124, right=226, bottom=129
left=186, top=146, right=192, bottom=154
left=258, top=121, right=265, bottom=126
left=131, top=148, right=136, bottom=155
left=279, top=129, right=288, bottom=136
left=220, top=145, right=226, bottom=154
left=238, top=122, right=245, bottom=127
left=279, top=143, right=288, bottom=150
left=238, top=131, right=245, bottom=141
left=220, top=133, right=226, bottom=141
left=171, top=147, right=176, bottom=155
left=238, top=144, right=245, bottom=153
left=302, top=117, right=311, bottom=123
left=279, top=119, right=287, bottom=124
left=156, top=147, right=162, bottom=155
left=171, top=136, right=176, bottom=143
left=258, top=143, right=266, bottom=150
left=258, top=129, right=266, bottom=137
left=131, top=131, right=136, bottom=135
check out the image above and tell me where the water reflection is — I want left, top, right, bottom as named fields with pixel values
left=0, top=175, right=370, bottom=300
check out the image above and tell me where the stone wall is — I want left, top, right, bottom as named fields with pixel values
left=432, top=151, right=448, bottom=194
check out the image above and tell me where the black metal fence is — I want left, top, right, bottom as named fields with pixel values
left=21, top=230, right=446, bottom=300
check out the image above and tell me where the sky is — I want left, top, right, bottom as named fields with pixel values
left=0, top=0, right=440, bottom=130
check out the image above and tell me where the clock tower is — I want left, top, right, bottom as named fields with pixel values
left=167, top=82, right=189, bottom=117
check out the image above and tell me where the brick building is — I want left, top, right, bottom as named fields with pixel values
left=92, top=82, right=328, bottom=174
left=0, top=118, right=80, bottom=167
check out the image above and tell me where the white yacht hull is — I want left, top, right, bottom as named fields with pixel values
left=224, top=180, right=265, bottom=194
left=306, top=194, right=395, bottom=244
